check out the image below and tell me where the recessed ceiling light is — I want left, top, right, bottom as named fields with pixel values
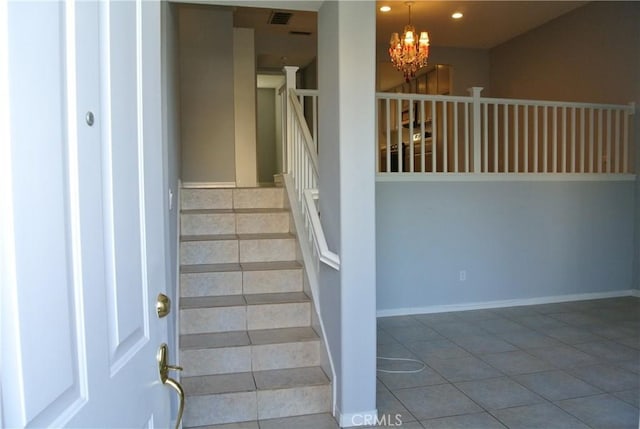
left=452, top=12, right=463, bottom=19
left=380, top=5, right=391, bottom=12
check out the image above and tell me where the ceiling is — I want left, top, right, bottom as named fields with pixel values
left=233, top=1, right=587, bottom=72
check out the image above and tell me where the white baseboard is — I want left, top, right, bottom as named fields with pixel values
left=338, top=409, right=379, bottom=428
left=377, top=289, right=636, bottom=317
left=181, top=181, right=236, bottom=188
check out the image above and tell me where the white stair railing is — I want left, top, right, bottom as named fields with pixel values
left=280, top=65, right=339, bottom=413
left=281, top=66, right=339, bottom=273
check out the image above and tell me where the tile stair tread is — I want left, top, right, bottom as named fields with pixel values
left=248, top=327, right=320, bottom=345
left=180, top=261, right=302, bottom=274
left=182, top=208, right=288, bottom=214
left=180, top=233, right=296, bottom=242
left=180, top=292, right=311, bottom=309
left=181, top=327, right=319, bottom=350
left=182, top=367, right=329, bottom=397
left=181, top=331, right=251, bottom=349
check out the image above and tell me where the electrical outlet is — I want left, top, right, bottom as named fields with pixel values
left=459, top=270, right=466, bottom=281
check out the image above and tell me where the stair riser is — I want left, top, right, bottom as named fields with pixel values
left=181, top=189, right=233, bottom=210
left=180, top=307, right=245, bottom=335
left=181, top=302, right=311, bottom=334
left=233, top=188, right=284, bottom=209
left=236, top=212, right=290, bottom=234
left=239, top=239, right=296, bottom=263
left=180, top=238, right=296, bottom=265
left=180, top=268, right=303, bottom=298
left=183, top=385, right=330, bottom=427
left=252, top=341, right=320, bottom=372
left=247, top=303, right=310, bottom=331
left=181, top=188, right=285, bottom=211
left=181, top=346, right=251, bottom=377
left=181, top=271, right=243, bottom=297
left=257, top=385, right=331, bottom=420
left=243, top=269, right=302, bottom=294
left=181, top=213, right=236, bottom=235
left=181, top=212, right=291, bottom=236
left=180, top=340, right=320, bottom=376
left=184, top=391, right=256, bottom=427
left=181, top=240, right=238, bottom=265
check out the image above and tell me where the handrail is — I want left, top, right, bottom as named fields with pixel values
left=296, top=89, right=319, bottom=97
left=303, top=189, right=340, bottom=270
left=376, top=91, right=636, bottom=111
left=289, top=89, right=319, bottom=175
left=287, top=88, right=339, bottom=270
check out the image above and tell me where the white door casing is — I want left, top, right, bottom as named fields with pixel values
left=1, top=1, right=172, bottom=427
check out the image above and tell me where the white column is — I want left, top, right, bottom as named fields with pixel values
left=282, top=66, right=298, bottom=174
left=318, top=2, right=377, bottom=426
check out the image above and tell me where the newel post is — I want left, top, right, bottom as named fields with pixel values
left=469, top=87, right=484, bottom=173
left=283, top=66, right=299, bottom=174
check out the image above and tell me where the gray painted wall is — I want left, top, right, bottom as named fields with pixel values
left=377, top=181, right=635, bottom=313
left=178, top=5, right=235, bottom=183
left=256, top=88, right=277, bottom=184
left=489, top=1, right=640, bottom=290
left=378, top=46, right=491, bottom=96
left=490, top=2, right=640, bottom=104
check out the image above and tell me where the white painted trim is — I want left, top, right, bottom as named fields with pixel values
left=376, top=173, right=637, bottom=183
left=377, top=290, right=636, bottom=317
left=0, top=1, right=25, bottom=423
left=181, top=181, right=236, bottom=188
left=283, top=174, right=337, bottom=416
left=171, top=0, right=323, bottom=12
left=174, top=181, right=181, bottom=368
left=338, top=409, right=379, bottom=428
left=303, top=189, right=340, bottom=270
left=631, top=289, right=640, bottom=298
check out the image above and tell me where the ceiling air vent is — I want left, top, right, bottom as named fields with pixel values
left=269, top=11, right=293, bottom=25
left=289, top=31, right=312, bottom=36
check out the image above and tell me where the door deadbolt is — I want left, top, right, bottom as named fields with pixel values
left=156, top=293, right=171, bottom=318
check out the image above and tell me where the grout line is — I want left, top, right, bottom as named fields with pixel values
left=379, top=297, right=639, bottom=428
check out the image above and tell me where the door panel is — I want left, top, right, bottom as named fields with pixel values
left=1, top=1, right=171, bottom=427
left=1, top=1, right=88, bottom=426
left=101, top=0, right=148, bottom=372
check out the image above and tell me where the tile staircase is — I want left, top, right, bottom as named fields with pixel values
left=179, top=187, right=331, bottom=427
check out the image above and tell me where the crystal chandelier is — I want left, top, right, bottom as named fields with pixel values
left=389, top=1, right=430, bottom=82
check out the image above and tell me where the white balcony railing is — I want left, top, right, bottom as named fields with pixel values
left=377, top=88, right=636, bottom=175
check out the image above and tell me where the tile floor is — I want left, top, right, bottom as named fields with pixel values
left=206, top=297, right=640, bottom=428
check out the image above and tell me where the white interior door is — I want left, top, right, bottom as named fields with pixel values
left=1, top=1, right=173, bottom=427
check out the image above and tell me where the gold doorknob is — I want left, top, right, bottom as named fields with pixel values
left=156, top=293, right=171, bottom=318
left=157, top=343, right=184, bottom=429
